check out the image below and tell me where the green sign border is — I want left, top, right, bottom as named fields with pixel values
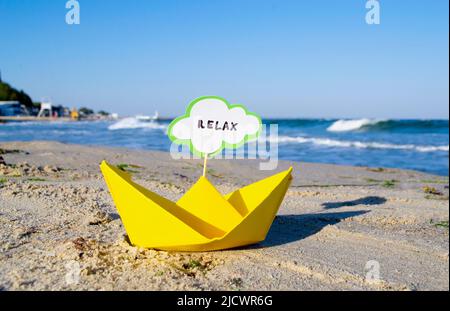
left=168, top=96, right=262, bottom=158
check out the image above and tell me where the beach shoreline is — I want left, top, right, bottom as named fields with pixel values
left=0, top=141, right=448, bottom=290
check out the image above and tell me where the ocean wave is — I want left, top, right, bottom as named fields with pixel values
left=108, top=118, right=167, bottom=131
left=326, top=118, right=449, bottom=132
left=327, top=119, right=384, bottom=132
left=271, top=135, right=449, bottom=153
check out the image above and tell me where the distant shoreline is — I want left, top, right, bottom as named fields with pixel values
left=2, top=116, right=449, bottom=122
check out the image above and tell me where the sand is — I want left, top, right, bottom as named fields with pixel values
left=0, top=141, right=448, bottom=291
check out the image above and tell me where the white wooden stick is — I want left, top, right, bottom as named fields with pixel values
left=202, top=154, right=208, bottom=177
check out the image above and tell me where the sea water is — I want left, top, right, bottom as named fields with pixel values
left=0, top=118, right=448, bottom=176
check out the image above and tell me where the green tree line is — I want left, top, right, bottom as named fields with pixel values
left=0, top=81, right=34, bottom=108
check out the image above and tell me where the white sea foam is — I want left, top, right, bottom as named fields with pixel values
left=416, top=145, right=449, bottom=152
left=108, top=117, right=167, bottom=131
left=327, top=119, right=383, bottom=132
left=270, top=135, right=449, bottom=153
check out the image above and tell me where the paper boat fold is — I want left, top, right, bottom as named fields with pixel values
left=100, top=161, right=292, bottom=251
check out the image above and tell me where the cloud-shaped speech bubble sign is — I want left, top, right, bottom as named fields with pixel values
left=168, top=96, right=262, bottom=156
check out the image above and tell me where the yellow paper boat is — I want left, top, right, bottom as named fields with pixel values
left=100, top=161, right=292, bottom=251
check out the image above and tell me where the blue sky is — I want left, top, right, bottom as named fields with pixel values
left=0, top=0, right=448, bottom=119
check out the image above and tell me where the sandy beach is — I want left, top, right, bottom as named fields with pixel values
left=0, top=141, right=448, bottom=291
